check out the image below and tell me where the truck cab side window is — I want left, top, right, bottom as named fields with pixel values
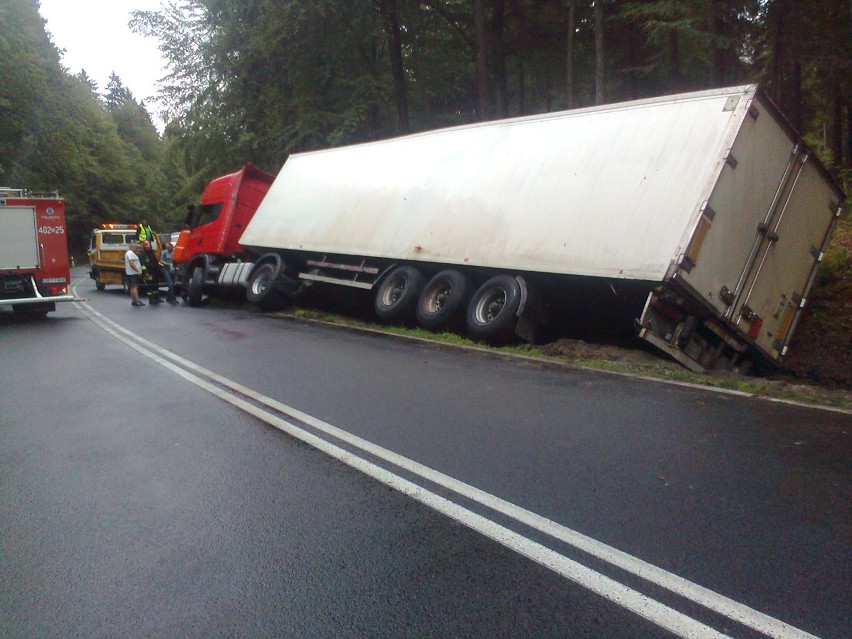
left=189, top=203, right=223, bottom=229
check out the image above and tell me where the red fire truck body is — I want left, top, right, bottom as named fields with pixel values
left=0, top=188, right=74, bottom=316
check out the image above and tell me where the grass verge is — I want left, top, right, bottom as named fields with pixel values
left=284, top=307, right=851, bottom=411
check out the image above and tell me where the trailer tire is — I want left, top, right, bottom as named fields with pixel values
left=416, top=269, right=471, bottom=330
left=466, top=275, right=522, bottom=342
left=187, top=266, right=204, bottom=306
left=375, top=265, right=423, bottom=322
left=246, top=262, right=283, bottom=309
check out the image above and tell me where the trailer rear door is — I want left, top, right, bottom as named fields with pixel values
left=674, top=94, right=797, bottom=317
left=730, top=157, right=842, bottom=358
left=0, top=206, right=39, bottom=270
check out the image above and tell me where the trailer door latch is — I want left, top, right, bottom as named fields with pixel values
left=720, top=286, right=735, bottom=305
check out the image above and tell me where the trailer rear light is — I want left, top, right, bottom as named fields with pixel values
left=43, top=285, right=67, bottom=296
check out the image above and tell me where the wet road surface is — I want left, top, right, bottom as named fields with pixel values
left=1, top=272, right=849, bottom=638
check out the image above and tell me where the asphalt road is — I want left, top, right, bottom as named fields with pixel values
left=0, top=271, right=849, bottom=639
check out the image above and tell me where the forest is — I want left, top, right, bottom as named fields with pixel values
left=1, top=0, right=849, bottom=253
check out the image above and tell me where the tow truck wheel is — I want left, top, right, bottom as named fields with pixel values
left=416, top=269, right=471, bottom=330
left=187, top=267, right=204, bottom=306
left=93, top=268, right=106, bottom=291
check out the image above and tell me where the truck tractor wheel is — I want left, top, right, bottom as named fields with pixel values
left=95, top=280, right=106, bottom=291
left=465, top=275, right=522, bottom=343
left=246, top=262, right=284, bottom=309
left=374, top=265, right=423, bottom=322
left=416, top=269, right=471, bottom=330
left=187, top=266, right=205, bottom=306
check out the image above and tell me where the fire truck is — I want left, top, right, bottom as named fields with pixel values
left=0, top=188, right=74, bottom=317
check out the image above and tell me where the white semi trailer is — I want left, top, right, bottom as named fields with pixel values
left=184, top=85, right=844, bottom=373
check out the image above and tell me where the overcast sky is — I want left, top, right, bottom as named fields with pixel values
left=39, top=0, right=167, bottom=127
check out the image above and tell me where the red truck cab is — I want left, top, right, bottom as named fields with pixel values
left=172, top=164, right=275, bottom=305
left=174, top=163, right=274, bottom=265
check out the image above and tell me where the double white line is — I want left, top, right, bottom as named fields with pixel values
left=71, top=282, right=822, bottom=639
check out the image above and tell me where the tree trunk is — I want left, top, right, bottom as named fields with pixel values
left=594, top=0, right=604, bottom=104
left=831, top=78, right=842, bottom=166
left=846, top=100, right=851, bottom=169
left=707, top=0, right=724, bottom=85
left=667, top=28, right=681, bottom=91
left=473, top=0, right=490, bottom=119
left=517, top=58, right=526, bottom=114
left=566, top=0, right=575, bottom=108
left=787, top=58, right=803, bottom=132
left=379, top=0, right=409, bottom=132
left=491, top=0, right=508, bottom=117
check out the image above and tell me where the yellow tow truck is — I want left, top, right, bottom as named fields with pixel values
left=88, top=224, right=163, bottom=291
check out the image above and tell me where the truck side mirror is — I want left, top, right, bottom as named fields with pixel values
left=184, top=204, right=196, bottom=228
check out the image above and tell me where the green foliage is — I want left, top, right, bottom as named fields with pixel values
left=0, top=0, right=59, bottom=179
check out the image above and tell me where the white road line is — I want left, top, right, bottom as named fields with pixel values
left=70, top=284, right=823, bottom=639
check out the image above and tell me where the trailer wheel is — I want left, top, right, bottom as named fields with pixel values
left=416, top=269, right=471, bottom=330
left=187, top=267, right=204, bottom=306
left=246, top=262, right=283, bottom=309
left=375, top=265, right=423, bottom=321
left=466, top=275, right=522, bottom=342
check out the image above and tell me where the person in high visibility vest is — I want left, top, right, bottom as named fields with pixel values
left=140, top=240, right=163, bottom=304
left=136, top=218, right=155, bottom=244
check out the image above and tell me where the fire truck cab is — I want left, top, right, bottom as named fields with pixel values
left=0, top=188, right=73, bottom=317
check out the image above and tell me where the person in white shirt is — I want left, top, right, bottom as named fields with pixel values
left=124, top=242, right=144, bottom=307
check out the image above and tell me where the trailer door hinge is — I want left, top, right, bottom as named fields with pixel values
left=724, top=152, right=738, bottom=169
left=719, top=286, right=735, bottom=306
